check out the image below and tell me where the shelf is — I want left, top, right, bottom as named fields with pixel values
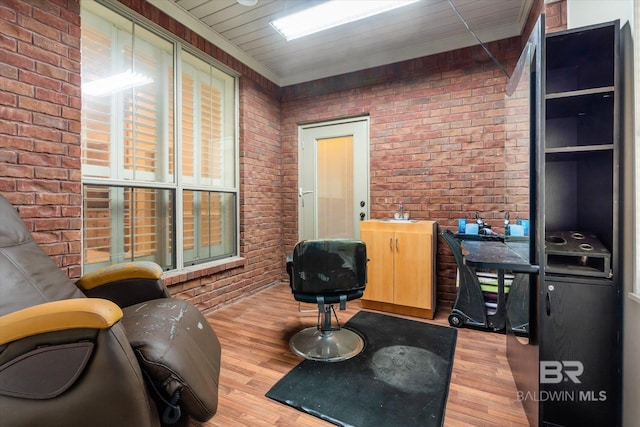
left=546, top=86, right=614, bottom=99
left=545, top=24, right=615, bottom=93
left=545, top=144, right=614, bottom=161
left=544, top=150, right=614, bottom=246
left=546, top=90, right=614, bottom=119
left=546, top=144, right=613, bottom=153
left=545, top=91, right=614, bottom=149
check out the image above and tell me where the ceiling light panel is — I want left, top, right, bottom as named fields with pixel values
left=270, top=0, right=420, bottom=41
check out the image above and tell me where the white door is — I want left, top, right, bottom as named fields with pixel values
left=298, top=117, right=369, bottom=240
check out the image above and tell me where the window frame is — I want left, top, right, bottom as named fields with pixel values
left=81, top=0, right=240, bottom=273
left=633, top=1, right=640, bottom=300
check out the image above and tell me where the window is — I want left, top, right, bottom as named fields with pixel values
left=81, top=1, right=238, bottom=273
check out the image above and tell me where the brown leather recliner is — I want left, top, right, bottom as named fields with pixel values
left=0, top=194, right=221, bottom=427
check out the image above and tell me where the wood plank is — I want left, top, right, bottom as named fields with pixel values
left=193, top=282, right=529, bottom=427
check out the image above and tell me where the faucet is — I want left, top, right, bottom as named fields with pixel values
left=399, top=201, right=404, bottom=217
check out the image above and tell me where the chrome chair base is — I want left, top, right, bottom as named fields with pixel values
left=289, top=326, right=365, bottom=362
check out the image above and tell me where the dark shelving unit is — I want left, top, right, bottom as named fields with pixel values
left=505, top=18, right=624, bottom=427
left=540, top=20, right=620, bottom=427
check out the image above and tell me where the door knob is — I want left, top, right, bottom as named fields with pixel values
left=299, top=187, right=313, bottom=207
left=360, top=212, right=366, bottom=220
left=298, top=187, right=313, bottom=197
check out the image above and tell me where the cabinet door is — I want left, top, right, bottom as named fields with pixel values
left=361, top=228, right=394, bottom=303
left=393, top=229, right=432, bottom=309
left=541, top=279, right=616, bottom=427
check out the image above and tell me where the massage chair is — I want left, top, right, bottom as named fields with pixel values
left=0, top=194, right=221, bottom=426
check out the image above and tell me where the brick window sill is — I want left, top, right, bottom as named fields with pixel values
left=162, top=257, right=246, bottom=286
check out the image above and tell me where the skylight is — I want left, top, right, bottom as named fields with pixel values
left=270, top=0, right=420, bottom=41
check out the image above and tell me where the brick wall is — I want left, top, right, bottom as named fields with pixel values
left=546, top=0, right=568, bottom=33
left=0, top=0, right=82, bottom=278
left=281, top=40, right=523, bottom=305
left=1, top=0, right=560, bottom=311
left=0, top=0, right=284, bottom=314
left=280, top=0, right=565, bottom=307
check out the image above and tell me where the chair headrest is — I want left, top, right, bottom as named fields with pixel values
left=0, top=194, right=84, bottom=316
left=0, top=194, right=35, bottom=248
left=291, top=239, right=367, bottom=294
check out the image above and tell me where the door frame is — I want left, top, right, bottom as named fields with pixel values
left=297, top=116, right=370, bottom=240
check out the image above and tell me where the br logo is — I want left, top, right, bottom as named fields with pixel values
left=540, top=361, right=584, bottom=384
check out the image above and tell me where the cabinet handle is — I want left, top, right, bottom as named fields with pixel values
left=396, top=238, right=399, bottom=251
left=389, top=238, right=393, bottom=250
left=545, top=292, right=551, bottom=316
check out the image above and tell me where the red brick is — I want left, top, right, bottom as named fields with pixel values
left=0, top=178, right=17, bottom=192
left=17, top=123, right=59, bottom=141
left=0, top=48, right=36, bottom=71
left=32, top=113, right=67, bottom=131
left=16, top=178, right=60, bottom=193
left=0, top=19, right=31, bottom=42
left=17, top=14, right=61, bottom=42
left=61, top=106, right=79, bottom=120
left=0, top=76, right=34, bottom=97
left=0, top=33, right=17, bottom=51
left=40, top=242, right=68, bottom=256
left=17, top=40, right=60, bottom=67
left=2, top=163, right=34, bottom=178
left=0, top=64, right=19, bottom=81
left=0, top=149, right=18, bottom=163
left=18, top=204, right=59, bottom=218
left=34, top=140, right=66, bottom=155
left=0, top=91, right=17, bottom=107
left=0, top=4, right=18, bottom=22
left=34, top=166, right=67, bottom=180
left=35, top=62, right=68, bottom=82
left=20, top=69, right=62, bottom=91
left=18, top=96, right=61, bottom=116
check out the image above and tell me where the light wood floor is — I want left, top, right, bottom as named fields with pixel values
left=195, top=282, right=529, bottom=427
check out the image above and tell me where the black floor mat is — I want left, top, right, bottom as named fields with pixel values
left=266, top=311, right=457, bottom=427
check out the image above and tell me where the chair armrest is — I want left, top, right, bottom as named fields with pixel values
left=0, top=299, right=123, bottom=345
left=76, top=261, right=169, bottom=307
left=77, top=261, right=163, bottom=291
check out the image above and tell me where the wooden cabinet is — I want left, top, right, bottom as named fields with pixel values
left=359, top=220, right=437, bottom=319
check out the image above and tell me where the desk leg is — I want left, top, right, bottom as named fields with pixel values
left=488, top=270, right=506, bottom=330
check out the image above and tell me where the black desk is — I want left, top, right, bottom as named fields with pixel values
left=458, top=239, right=538, bottom=332
left=460, top=240, right=537, bottom=274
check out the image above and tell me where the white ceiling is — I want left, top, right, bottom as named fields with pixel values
left=147, top=0, right=534, bottom=87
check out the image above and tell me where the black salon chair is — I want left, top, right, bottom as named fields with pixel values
left=286, top=239, right=367, bottom=362
left=0, top=194, right=221, bottom=427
